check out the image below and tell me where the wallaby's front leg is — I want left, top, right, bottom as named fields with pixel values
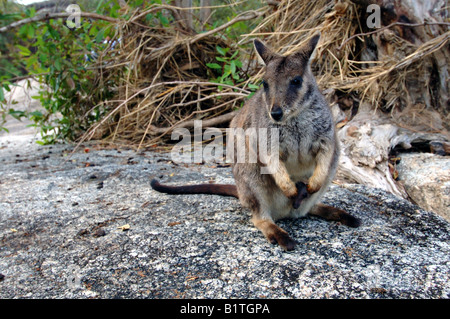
left=268, top=159, right=298, bottom=198
left=307, top=147, right=337, bottom=194
left=267, top=157, right=308, bottom=209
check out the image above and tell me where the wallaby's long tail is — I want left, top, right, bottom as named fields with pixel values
left=151, top=179, right=239, bottom=198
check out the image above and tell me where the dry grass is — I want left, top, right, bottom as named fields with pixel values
left=80, top=4, right=267, bottom=148
left=243, top=0, right=449, bottom=117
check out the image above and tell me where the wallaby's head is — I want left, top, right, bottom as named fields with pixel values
left=254, top=34, right=321, bottom=124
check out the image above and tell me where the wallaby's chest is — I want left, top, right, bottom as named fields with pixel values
left=280, top=144, right=315, bottom=183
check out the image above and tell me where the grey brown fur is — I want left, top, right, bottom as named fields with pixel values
left=152, top=35, right=360, bottom=250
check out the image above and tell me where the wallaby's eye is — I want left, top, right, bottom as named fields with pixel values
left=290, top=76, right=303, bottom=88
left=262, top=80, right=269, bottom=91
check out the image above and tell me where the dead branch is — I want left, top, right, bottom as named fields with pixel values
left=188, top=9, right=267, bottom=44
left=338, top=21, right=450, bottom=50
left=0, top=12, right=120, bottom=33
left=148, top=110, right=238, bottom=135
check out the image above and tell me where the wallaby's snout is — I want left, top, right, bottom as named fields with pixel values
left=270, top=106, right=283, bottom=122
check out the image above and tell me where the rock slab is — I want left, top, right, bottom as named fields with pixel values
left=396, top=152, right=450, bottom=221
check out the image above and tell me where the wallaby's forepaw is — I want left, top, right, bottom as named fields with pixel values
left=292, top=181, right=309, bottom=209
left=306, top=182, right=321, bottom=194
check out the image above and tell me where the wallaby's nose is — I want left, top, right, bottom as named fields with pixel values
left=270, top=106, right=283, bottom=122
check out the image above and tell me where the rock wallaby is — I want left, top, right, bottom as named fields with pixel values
left=151, top=34, right=360, bottom=250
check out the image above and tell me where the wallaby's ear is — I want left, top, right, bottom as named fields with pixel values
left=294, top=32, right=321, bottom=62
left=254, top=39, right=277, bottom=65
left=306, top=32, right=320, bottom=60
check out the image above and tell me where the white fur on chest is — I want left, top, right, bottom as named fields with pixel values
left=284, top=151, right=315, bottom=183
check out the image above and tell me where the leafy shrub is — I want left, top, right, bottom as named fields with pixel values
left=0, top=0, right=262, bottom=143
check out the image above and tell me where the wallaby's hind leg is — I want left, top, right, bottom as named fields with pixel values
left=309, top=204, right=361, bottom=228
left=252, top=217, right=296, bottom=251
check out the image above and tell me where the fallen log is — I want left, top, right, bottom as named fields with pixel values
left=335, top=102, right=449, bottom=199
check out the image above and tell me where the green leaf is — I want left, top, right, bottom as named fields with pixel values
left=95, top=0, right=106, bottom=13
left=155, top=11, right=170, bottom=27
left=29, top=111, right=44, bottom=120
left=230, top=61, right=236, bottom=75
left=39, top=53, right=48, bottom=63
left=47, top=25, right=60, bottom=40
left=0, top=86, right=4, bottom=101
left=8, top=110, right=26, bottom=120
left=216, top=46, right=229, bottom=56
left=89, top=26, right=98, bottom=36
left=18, top=25, right=29, bottom=38
left=54, top=59, right=62, bottom=72
left=248, top=83, right=260, bottom=90
left=220, top=72, right=231, bottom=82
left=27, top=25, right=35, bottom=38
left=157, top=12, right=170, bottom=27
left=16, top=45, right=31, bottom=57
left=95, top=28, right=105, bottom=43
left=25, top=55, right=38, bottom=71
left=28, top=7, right=36, bottom=18
left=110, top=3, right=121, bottom=18
left=247, top=92, right=256, bottom=99
left=206, top=63, right=222, bottom=69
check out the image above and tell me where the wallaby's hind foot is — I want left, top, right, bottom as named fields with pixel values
left=252, top=218, right=296, bottom=251
left=309, top=204, right=361, bottom=228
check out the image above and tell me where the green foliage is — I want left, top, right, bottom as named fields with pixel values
left=0, top=9, right=24, bottom=75
left=204, top=1, right=264, bottom=96
left=0, top=2, right=24, bottom=132
left=0, top=0, right=121, bottom=142
left=206, top=45, right=259, bottom=102
left=0, top=0, right=263, bottom=142
left=0, top=0, right=182, bottom=142
left=207, top=45, right=244, bottom=87
left=208, top=0, right=264, bottom=38
left=9, top=19, right=113, bottom=142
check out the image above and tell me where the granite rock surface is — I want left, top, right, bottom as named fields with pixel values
left=0, top=139, right=449, bottom=299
